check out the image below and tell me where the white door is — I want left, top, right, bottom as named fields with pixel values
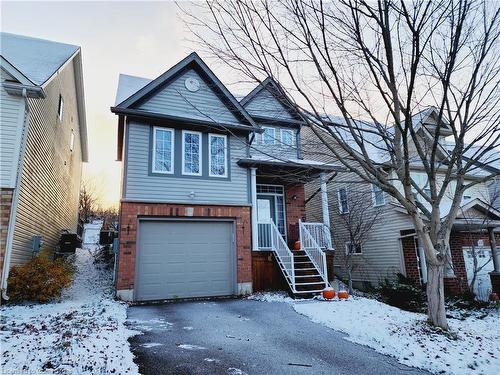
left=462, top=246, right=493, bottom=301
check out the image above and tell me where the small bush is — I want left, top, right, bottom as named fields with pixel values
left=378, top=273, right=426, bottom=312
left=7, top=255, right=73, bottom=303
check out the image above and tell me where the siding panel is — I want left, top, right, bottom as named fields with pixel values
left=125, top=122, right=249, bottom=204
left=244, top=89, right=295, bottom=121
left=10, top=59, right=82, bottom=266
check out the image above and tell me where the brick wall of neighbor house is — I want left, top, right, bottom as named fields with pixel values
left=285, top=183, right=306, bottom=244
left=116, top=202, right=252, bottom=295
left=0, top=188, right=14, bottom=281
left=401, top=235, right=421, bottom=286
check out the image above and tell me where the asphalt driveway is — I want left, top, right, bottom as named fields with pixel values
left=127, top=298, right=430, bottom=375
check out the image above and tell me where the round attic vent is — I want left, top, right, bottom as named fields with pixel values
left=185, top=77, right=200, bottom=92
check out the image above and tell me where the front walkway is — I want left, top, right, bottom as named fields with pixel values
left=127, top=299, right=429, bottom=375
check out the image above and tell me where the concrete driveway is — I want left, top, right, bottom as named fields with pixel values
left=127, top=299, right=430, bottom=375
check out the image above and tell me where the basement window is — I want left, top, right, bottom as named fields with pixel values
left=345, top=242, right=362, bottom=255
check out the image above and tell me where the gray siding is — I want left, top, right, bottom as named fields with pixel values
left=10, top=59, right=83, bottom=266
left=138, top=69, right=241, bottom=126
left=125, top=121, right=249, bottom=205
left=244, top=88, right=295, bottom=121
left=0, top=69, right=25, bottom=188
left=488, top=177, right=500, bottom=210
left=250, top=125, right=299, bottom=159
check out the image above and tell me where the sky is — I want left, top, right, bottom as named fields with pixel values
left=1, top=1, right=217, bottom=208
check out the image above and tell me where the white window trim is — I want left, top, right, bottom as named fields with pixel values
left=182, top=130, right=202, bottom=176
left=372, top=184, right=386, bottom=207
left=208, top=133, right=228, bottom=178
left=261, top=126, right=276, bottom=145
left=338, top=188, right=349, bottom=214
left=345, top=242, right=362, bottom=255
left=152, top=126, right=175, bottom=174
left=280, top=128, right=294, bottom=146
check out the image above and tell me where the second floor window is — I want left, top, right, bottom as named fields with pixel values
left=209, top=134, right=228, bottom=177
left=372, top=184, right=385, bottom=206
left=262, top=127, right=275, bottom=145
left=182, top=130, right=202, bottom=175
left=280, top=129, right=294, bottom=146
left=338, top=187, right=349, bottom=214
left=58, top=95, right=64, bottom=121
left=153, top=127, right=174, bottom=174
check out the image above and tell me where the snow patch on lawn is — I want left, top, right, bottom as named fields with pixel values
left=247, top=291, right=296, bottom=303
left=292, top=296, right=499, bottom=375
left=177, top=344, right=206, bottom=350
left=0, top=247, right=139, bottom=374
left=140, top=342, right=163, bottom=348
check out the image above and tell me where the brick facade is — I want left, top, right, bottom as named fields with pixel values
left=401, top=230, right=499, bottom=296
left=0, top=188, right=14, bottom=283
left=117, top=201, right=252, bottom=295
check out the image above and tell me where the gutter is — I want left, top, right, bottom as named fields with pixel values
left=1, top=89, right=31, bottom=301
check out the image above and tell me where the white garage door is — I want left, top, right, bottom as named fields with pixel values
left=136, top=220, right=235, bottom=301
left=463, top=246, right=493, bottom=301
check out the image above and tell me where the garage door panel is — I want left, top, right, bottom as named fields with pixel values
left=135, top=221, right=235, bottom=301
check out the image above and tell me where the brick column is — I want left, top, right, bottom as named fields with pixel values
left=285, top=184, right=305, bottom=244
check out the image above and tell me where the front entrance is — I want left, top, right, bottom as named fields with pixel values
left=256, top=184, right=286, bottom=241
left=463, top=246, right=493, bottom=301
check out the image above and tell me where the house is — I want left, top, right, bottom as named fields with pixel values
left=302, top=108, right=500, bottom=299
left=0, top=33, right=88, bottom=297
left=111, top=53, right=338, bottom=302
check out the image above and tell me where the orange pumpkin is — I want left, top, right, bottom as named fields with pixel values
left=490, top=292, right=499, bottom=302
left=338, top=290, right=349, bottom=300
left=322, top=288, right=336, bottom=300
left=293, top=241, right=301, bottom=251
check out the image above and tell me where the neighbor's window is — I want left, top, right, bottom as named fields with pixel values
left=70, top=130, right=75, bottom=152
left=372, top=184, right=385, bottom=206
left=262, top=127, right=275, bottom=145
left=152, top=127, right=174, bottom=174
left=338, top=187, right=349, bottom=214
left=280, top=129, right=294, bottom=146
left=182, top=130, right=202, bottom=175
left=209, top=134, right=228, bottom=177
left=58, top=95, right=64, bottom=121
left=345, top=242, right=362, bottom=255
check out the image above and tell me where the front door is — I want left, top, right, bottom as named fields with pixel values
left=257, top=196, right=276, bottom=223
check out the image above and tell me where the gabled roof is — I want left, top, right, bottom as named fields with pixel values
left=0, top=32, right=79, bottom=86
left=112, top=52, right=260, bottom=133
left=240, top=77, right=306, bottom=125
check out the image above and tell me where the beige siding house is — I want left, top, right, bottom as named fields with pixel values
left=0, top=33, right=88, bottom=297
left=302, top=109, right=500, bottom=297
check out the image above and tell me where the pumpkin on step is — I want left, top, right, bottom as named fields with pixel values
left=293, top=241, right=301, bottom=251
left=338, top=290, right=349, bottom=300
left=322, top=287, right=336, bottom=300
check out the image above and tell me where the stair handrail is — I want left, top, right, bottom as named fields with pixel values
left=269, top=220, right=295, bottom=291
left=300, top=221, right=333, bottom=250
left=299, top=220, right=328, bottom=285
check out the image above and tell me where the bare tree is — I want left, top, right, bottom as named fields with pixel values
left=79, top=179, right=100, bottom=224
left=182, top=0, right=500, bottom=329
left=332, top=184, right=385, bottom=294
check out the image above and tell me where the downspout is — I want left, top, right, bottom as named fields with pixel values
left=1, top=88, right=30, bottom=301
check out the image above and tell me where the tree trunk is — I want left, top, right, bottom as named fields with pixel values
left=426, top=263, right=448, bottom=330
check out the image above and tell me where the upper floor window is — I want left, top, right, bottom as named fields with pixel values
left=372, top=184, right=385, bottom=206
left=152, top=127, right=174, bottom=174
left=262, top=127, right=276, bottom=145
left=209, top=134, right=228, bottom=177
left=280, top=129, right=294, bottom=146
left=182, top=130, right=202, bottom=175
left=58, top=95, right=64, bottom=121
left=338, top=187, right=349, bottom=214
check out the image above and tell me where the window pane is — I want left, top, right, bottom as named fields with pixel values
left=373, top=184, right=385, bottom=206
left=281, top=129, right=294, bottom=146
left=183, top=132, right=201, bottom=174
left=154, top=129, right=173, bottom=172
left=262, top=128, right=275, bottom=144
left=210, top=135, right=227, bottom=176
left=339, top=188, right=348, bottom=213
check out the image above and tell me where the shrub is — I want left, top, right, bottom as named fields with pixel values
left=7, top=255, right=73, bottom=303
left=378, top=273, right=426, bottom=312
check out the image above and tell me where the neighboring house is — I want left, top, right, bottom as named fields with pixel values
left=111, top=53, right=338, bottom=302
left=0, top=33, right=88, bottom=296
left=303, top=108, right=500, bottom=298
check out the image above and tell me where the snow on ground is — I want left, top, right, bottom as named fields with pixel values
left=0, top=247, right=139, bottom=374
left=253, top=292, right=499, bottom=375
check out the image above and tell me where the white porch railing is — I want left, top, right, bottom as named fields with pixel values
left=300, top=221, right=333, bottom=250
left=258, top=221, right=295, bottom=291
left=299, top=220, right=328, bottom=284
